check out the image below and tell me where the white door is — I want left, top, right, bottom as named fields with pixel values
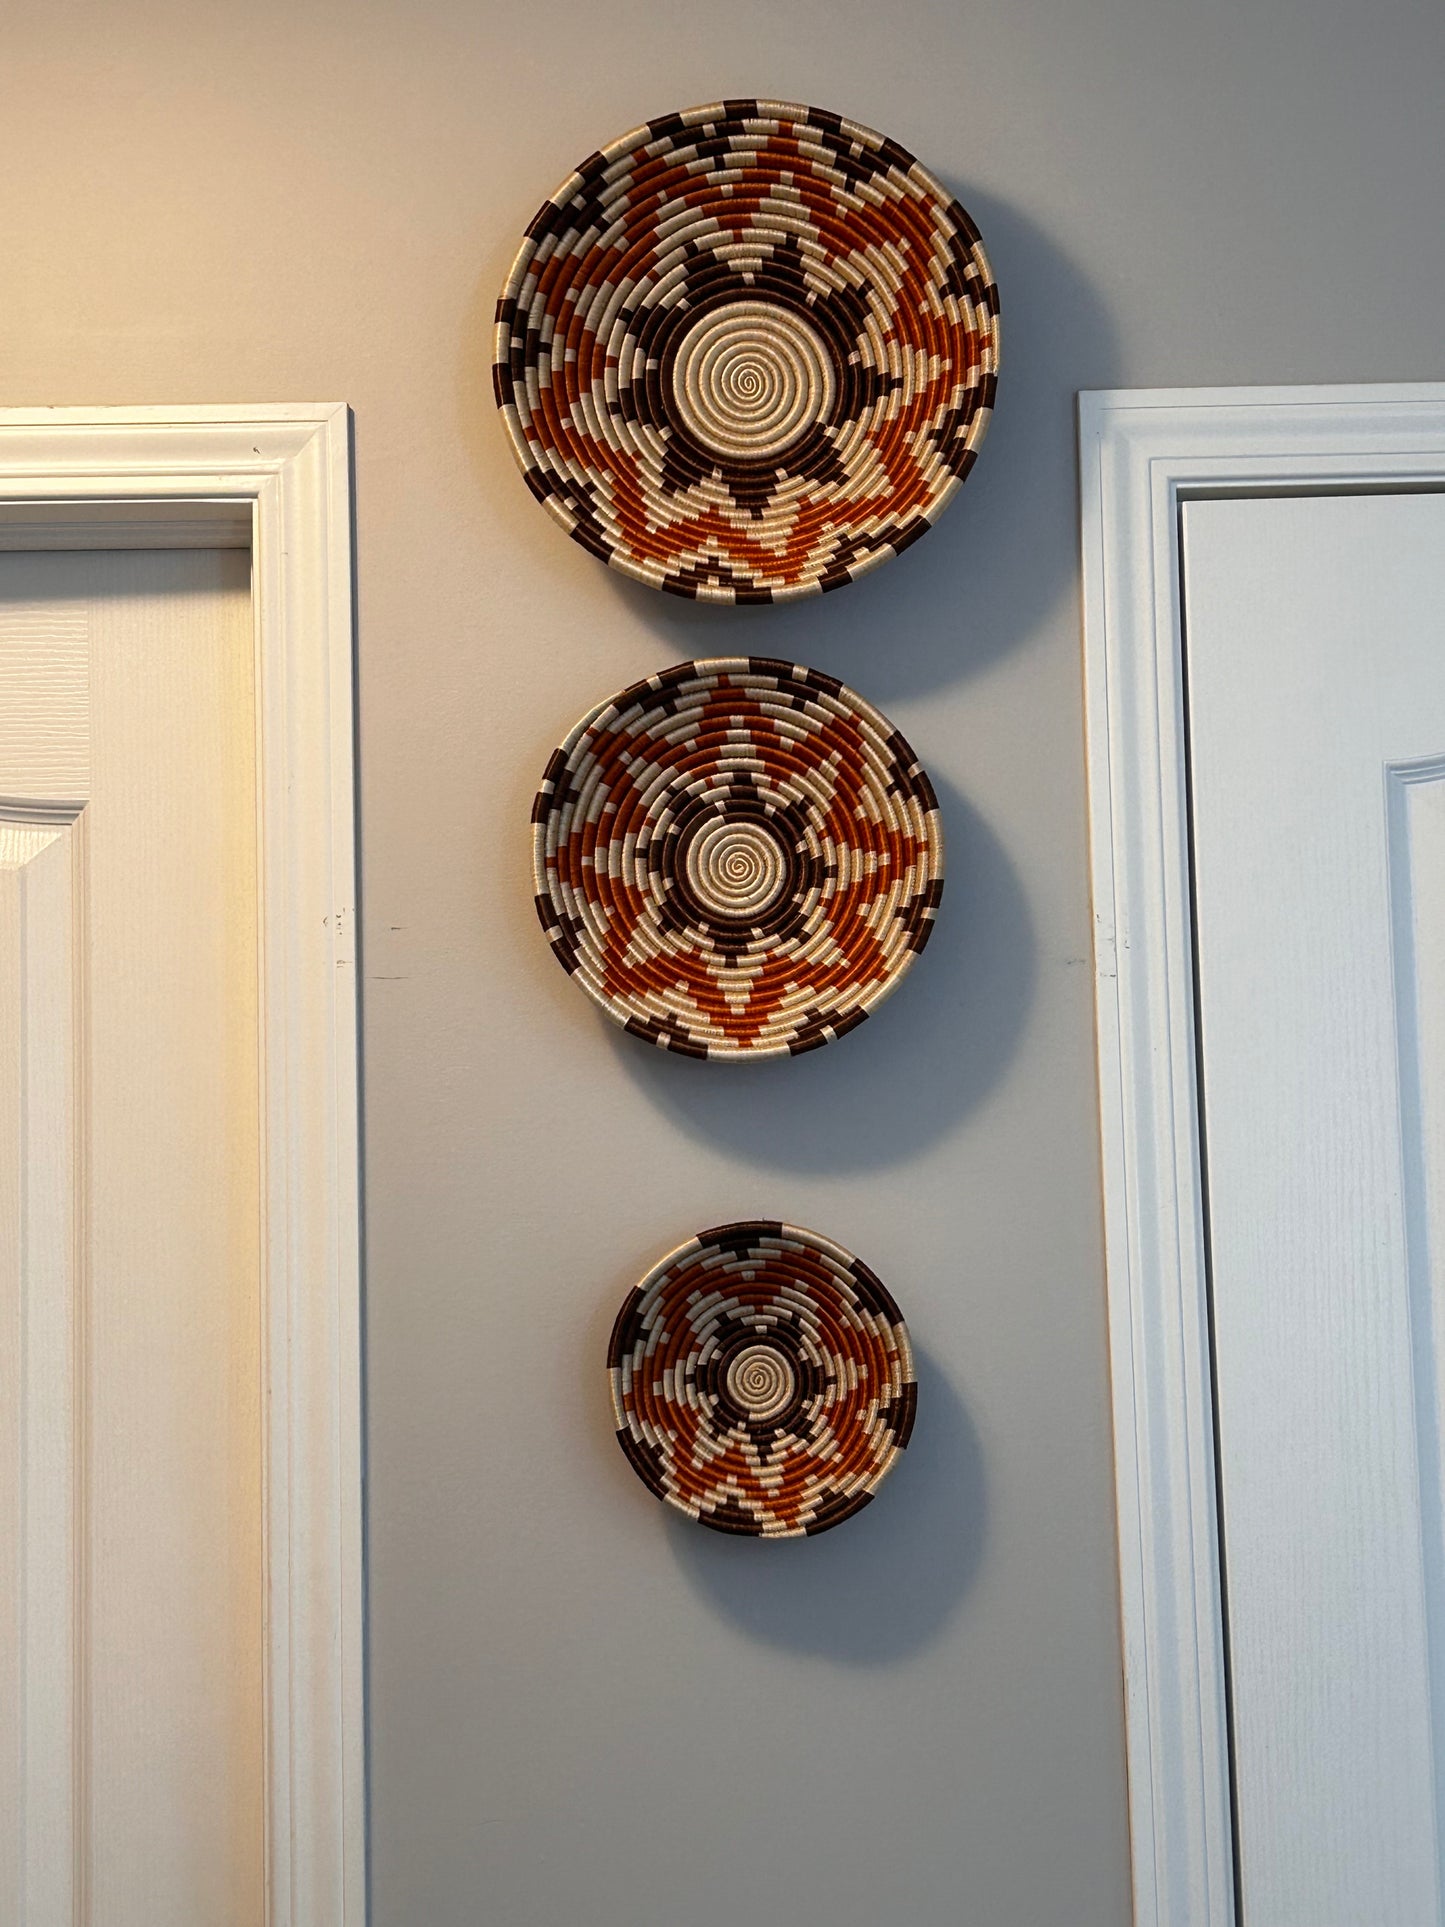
left=1182, top=492, right=1445, bottom=1925
left=0, top=548, right=265, bottom=1925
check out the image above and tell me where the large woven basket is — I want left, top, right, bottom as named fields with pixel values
left=532, top=657, right=944, bottom=1060
left=609, top=1221, right=917, bottom=1537
left=495, top=99, right=999, bottom=603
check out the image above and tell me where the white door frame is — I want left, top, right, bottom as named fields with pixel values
left=1080, top=382, right=1445, bottom=1927
left=0, top=405, right=364, bottom=1924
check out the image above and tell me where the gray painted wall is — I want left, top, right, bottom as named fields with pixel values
left=6, top=0, right=1444, bottom=1919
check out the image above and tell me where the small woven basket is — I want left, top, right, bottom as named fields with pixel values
left=609, top=1222, right=917, bottom=1537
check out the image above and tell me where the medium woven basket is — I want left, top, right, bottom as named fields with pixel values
left=532, top=657, right=944, bottom=1060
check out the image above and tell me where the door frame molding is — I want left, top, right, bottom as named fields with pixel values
left=0, top=405, right=364, bottom=1924
left=1079, top=382, right=1445, bottom=1927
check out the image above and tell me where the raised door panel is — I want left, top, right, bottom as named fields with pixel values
left=0, top=550, right=263, bottom=1927
left=0, top=814, right=82, bottom=1926
left=1182, top=493, right=1445, bottom=1926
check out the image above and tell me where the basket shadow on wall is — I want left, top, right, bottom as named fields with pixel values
left=607, top=776, right=1032, bottom=1173
left=665, top=1346, right=983, bottom=1664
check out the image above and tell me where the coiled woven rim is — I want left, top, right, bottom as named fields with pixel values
left=494, top=98, right=1000, bottom=603
left=531, top=657, right=944, bottom=1060
left=609, top=1221, right=917, bottom=1536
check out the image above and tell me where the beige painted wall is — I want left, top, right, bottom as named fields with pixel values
left=6, top=1, right=1444, bottom=1920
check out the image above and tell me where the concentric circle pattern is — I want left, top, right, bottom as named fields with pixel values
left=608, top=1222, right=917, bottom=1536
left=670, top=302, right=836, bottom=462
left=532, top=658, right=944, bottom=1060
left=494, top=99, right=1000, bottom=603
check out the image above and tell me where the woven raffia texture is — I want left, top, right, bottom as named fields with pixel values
left=532, top=658, right=944, bottom=1060
left=609, top=1222, right=917, bottom=1536
left=494, top=99, right=999, bottom=603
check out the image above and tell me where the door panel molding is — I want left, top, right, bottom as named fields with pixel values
left=0, top=810, right=85, bottom=1924
left=0, top=406, right=363, bottom=1926
left=1078, top=383, right=1445, bottom=1927
left=1387, top=748, right=1445, bottom=1883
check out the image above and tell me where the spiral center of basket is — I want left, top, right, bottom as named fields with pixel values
left=670, top=301, right=836, bottom=462
left=682, top=816, right=789, bottom=921
left=725, top=1344, right=797, bottom=1421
